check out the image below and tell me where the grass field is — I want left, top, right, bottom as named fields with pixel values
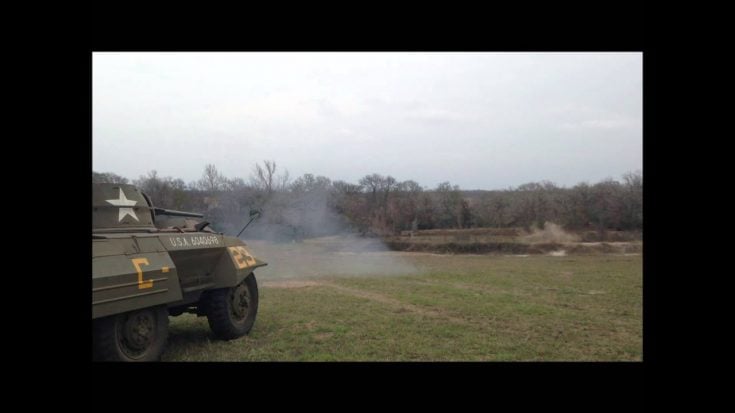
left=162, top=243, right=642, bottom=361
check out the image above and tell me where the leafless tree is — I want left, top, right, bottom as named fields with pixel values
left=276, top=169, right=291, bottom=192
left=93, top=171, right=129, bottom=184
left=95, top=166, right=643, bottom=238
left=198, top=164, right=225, bottom=192
left=133, top=170, right=190, bottom=209
left=435, top=181, right=464, bottom=228
left=250, top=160, right=278, bottom=194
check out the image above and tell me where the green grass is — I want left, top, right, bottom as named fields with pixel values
left=162, top=254, right=642, bottom=361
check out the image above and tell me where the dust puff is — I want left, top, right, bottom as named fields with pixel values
left=521, top=222, right=580, bottom=243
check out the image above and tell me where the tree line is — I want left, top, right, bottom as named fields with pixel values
left=93, top=161, right=642, bottom=240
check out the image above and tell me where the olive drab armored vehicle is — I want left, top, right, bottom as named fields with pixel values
left=92, top=183, right=267, bottom=361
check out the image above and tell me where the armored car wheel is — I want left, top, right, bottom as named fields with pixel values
left=93, top=306, right=169, bottom=362
left=203, top=273, right=259, bottom=340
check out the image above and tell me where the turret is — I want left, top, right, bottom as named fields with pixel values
left=93, top=183, right=155, bottom=232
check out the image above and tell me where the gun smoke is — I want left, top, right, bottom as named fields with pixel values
left=232, top=183, right=418, bottom=280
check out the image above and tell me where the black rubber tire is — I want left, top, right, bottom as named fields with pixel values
left=203, top=273, right=259, bottom=340
left=93, top=305, right=169, bottom=362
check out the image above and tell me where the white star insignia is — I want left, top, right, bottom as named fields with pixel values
left=106, top=188, right=139, bottom=222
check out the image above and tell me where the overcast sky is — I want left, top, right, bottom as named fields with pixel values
left=93, top=52, right=641, bottom=190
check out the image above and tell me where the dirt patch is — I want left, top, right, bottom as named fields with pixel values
left=402, top=228, right=521, bottom=237
left=382, top=226, right=642, bottom=256
left=262, top=280, right=323, bottom=289
left=313, top=333, right=333, bottom=341
left=579, top=230, right=642, bottom=242
left=321, top=282, right=471, bottom=326
left=383, top=239, right=641, bottom=255
left=566, top=242, right=642, bottom=254
left=384, top=240, right=564, bottom=254
left=521, top=222, right=580, bottom=243
left=322, top=282, right=412, bottom=306
left=391, top=251, right=454, bottom=257
left=443, top=281, right=509, bottom=296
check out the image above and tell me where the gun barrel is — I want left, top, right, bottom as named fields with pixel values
left=154, top=208, right=204, bottom=218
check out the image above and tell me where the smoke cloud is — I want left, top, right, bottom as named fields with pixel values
left=235, top=187, right=418, bottom=280
left=521, top=222, right=580, bottom=243
left=245, top=236, right=418, bottom=280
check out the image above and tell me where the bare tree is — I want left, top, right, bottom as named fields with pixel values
left=435, top=181, right=463, bottom=228
left=94, top=165, right=643, bottom=237
left=277, top=169, right=291, bottom=192
left=359, top=173, right=381, bottom=204
left=389, top=180, right=423, bottom=231
left=134, top=170, right=189, bottom=209
left=93, top=171, right=129, bottom=184
left=250, top=160, right=278, bottom=194
left=621, top=170, right=642, bottom=230
left=359, top=174, right=396, bottom=208
left=198, top=164, right=225, bottom=192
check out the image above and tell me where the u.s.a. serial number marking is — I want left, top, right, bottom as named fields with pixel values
left=168, top=235, right=220, bottom=248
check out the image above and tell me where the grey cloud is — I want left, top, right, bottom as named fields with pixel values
left=93, top=52, right=641, bottom=189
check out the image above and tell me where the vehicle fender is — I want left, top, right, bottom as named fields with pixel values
left=213, top=237, right=267, bottom=288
